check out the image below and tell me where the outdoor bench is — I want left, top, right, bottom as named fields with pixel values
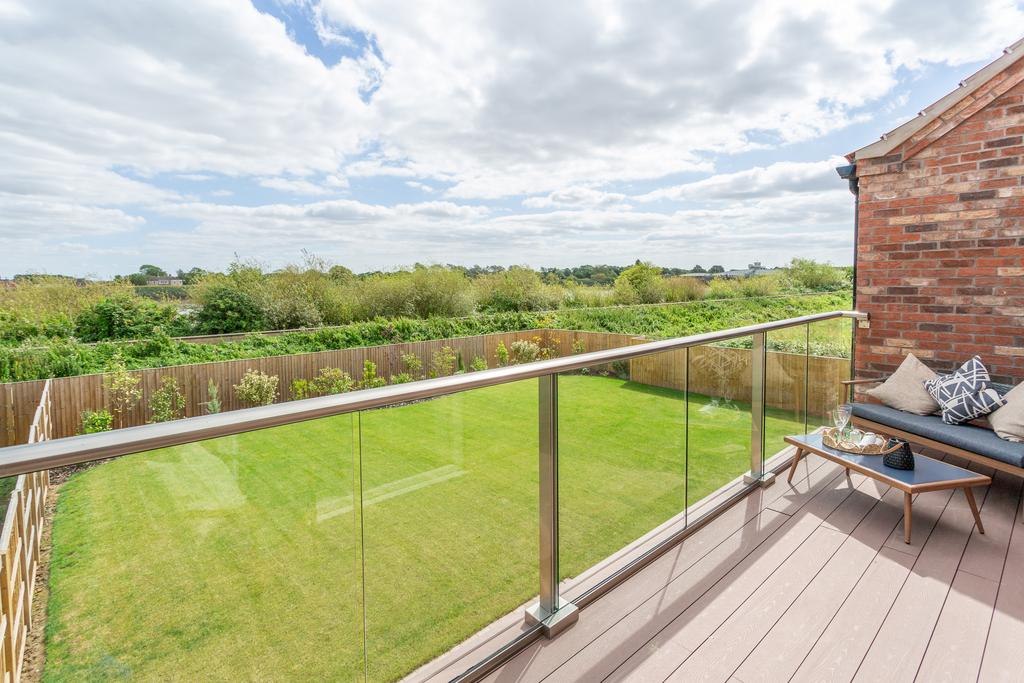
left=845, top=379, right=1024, bottom=480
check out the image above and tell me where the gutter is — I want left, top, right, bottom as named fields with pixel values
left=836, top=162, right=860, bottom=386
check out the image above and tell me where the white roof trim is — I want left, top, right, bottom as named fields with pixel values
left=850, top=37, right=1024, bottom=161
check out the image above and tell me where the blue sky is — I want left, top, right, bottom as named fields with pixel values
left=1, top=1, right=1022, bottom=277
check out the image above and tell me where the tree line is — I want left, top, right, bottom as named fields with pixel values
left=0, top=258, right=850, bottom=347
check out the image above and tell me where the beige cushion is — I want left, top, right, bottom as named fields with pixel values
left=990, top=382, right=1024, bottom=442
left=866, top=353, right=939, bottom=415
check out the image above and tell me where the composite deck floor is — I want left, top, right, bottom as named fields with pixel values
left=415, top=449, right=1024, bottom=683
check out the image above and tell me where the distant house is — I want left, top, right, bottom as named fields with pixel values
left=722, top=262, right=774, bottom=279
left=145, top=277, right=184, bottom=287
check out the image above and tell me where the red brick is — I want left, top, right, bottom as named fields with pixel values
left=854, top=77, right=1024, bottom=381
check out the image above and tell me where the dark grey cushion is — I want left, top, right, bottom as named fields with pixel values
left=851, top=402, right=1024, bottom=469
left=993, top=382, right=1015, bottom=396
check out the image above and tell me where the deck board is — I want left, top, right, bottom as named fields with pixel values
left=414, top=453, right=1024, bottom=683
left=852, top=483, right=986, bottom=683
left=732, top=485, right=905, bottom=682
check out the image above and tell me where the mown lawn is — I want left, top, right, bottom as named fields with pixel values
left=43, top=375, right=806, bottom=682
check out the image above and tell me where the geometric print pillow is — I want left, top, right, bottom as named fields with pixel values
left=924, top=356, right=1006, bottom=425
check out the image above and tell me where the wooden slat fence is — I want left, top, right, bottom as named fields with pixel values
left=628, top=343, right=850, bottom=415
left=0, top=330, right=850, bottom=446
left=0, top=380, right=50, bottom=682
left=0, top=331, right=553, bottom=444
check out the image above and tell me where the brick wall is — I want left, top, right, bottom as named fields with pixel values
left=854, top=70, right=1024, bottom=384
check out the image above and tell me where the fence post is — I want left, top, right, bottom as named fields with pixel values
left=525, top=373, right=578, bottom=637
left=744, top=332, right=775, bottom=487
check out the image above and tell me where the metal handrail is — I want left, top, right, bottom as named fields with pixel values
left=0, top=310, right=864, bottom=477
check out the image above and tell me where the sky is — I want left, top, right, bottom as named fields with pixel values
left=2, top=1, right=1023, bottom=278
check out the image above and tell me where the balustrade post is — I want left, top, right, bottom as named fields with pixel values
left=744, top=333, right=775, bottom=487
left=525, top=374, right=578, bottom=637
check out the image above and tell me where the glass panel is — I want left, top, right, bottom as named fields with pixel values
left=44, top=415, right=363, bottom=681
left=686, top=337, right=755, bottom=509
left=359, top=381, right=538, bottom=682
left=558, top=350, right=687, bottom=582
left=807, top=317, right=854, bottom=431
left=764, top=324, right=810, bottom=458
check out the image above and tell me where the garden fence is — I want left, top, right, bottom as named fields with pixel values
left=0, top=380, right=50, bottom=681
left=0, top=330, right=849, bottom=446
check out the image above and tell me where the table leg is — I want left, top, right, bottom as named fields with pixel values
left=787, top=448, right=804, bottom=484
left=964, top=487, right=985, bottom=535
left=904, top=492, right=912, bottom=544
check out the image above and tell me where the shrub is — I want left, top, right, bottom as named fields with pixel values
left=74, top=295, right=179, bottom=342
left=705, top=277, right=741, bottom=299
left=390, top=372, right=414, bottom=384
left=205, top=379, right=221, bottom=414
left=536, top=336, right=559, bottom=359
left=81, top=410, right=113, bottom=434
left=408, top=267, right=474, bottom=318
left=104, top=357, right=141, bottom=428
left=262, top=263, right=338, bottom=330
left=149, top=376, right=186, bottom=423
left=429, top=346, right=458, bottom=378
left=0, top=276, right=133, bottom=338
left=572, top=339, right=586, bottom=354
left=735, top=273, right=782, bottom=297
left=561, top=283, right=615, bottom=308
left=290, top=379, right=311, bottom=401
left=353, top=274, right=416, bottom=319
left=310, top=367, right=355, bottom=395
left=476, top=267, right=560, bottom=312
left=508, top=340, right=540, bottom=365
left=613, top=263, right=666, bottom=304
left=234, top=369, right=278, bottom=406
left=469, top=356, right=487, bottom=372
left=135, top=286, right=188, bottom=301
left=328, top=265, right=355, bottom=283
left=495, top=341, right=510, bottom=367
left=400, top=352, right=423, bottom=378
left=360, top=360, right=387, bottom=389
left=193, top=284, right=264, bottom=334
left=786, top=258, right=848, bottom=291
left=664, top=276, right=707, bottom=302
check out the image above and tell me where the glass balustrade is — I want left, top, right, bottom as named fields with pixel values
left=764, top=324, right=810, bottom=461
left=42, top=414, right=363, bottom=681
left=0, top=313, right=864, bottom=682
left=358, top=380, right=538, bottom=682
left=685, top=337, right=759, bottom=511
left=557, top=350, right=687, bottom=592
left=807, top=316, right=854, bottom=432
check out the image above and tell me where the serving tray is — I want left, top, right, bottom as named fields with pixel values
left=822, top=427, right=901, bottom=456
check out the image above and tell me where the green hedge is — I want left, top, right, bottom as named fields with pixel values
left=0, top=293, right=851, bottom=382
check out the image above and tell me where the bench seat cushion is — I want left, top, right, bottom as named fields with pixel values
left=851, top=402, right=1024, bottom=469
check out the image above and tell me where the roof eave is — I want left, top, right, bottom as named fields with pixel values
left=848, top=37, right=1024, bottom=163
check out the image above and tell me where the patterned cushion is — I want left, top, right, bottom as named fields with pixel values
left=925, top=356, right=1007, bottom=425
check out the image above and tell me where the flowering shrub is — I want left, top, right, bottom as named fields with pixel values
left=234, top=369, right=278, bottom=406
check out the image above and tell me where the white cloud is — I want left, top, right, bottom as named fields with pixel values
left=637, top=158, right=848, bottom=202
left=320, top=0, right=1023, bottom=198
left=1, top=0, right=1022, bottom=274
left=523, top=186, right=629, bottom=209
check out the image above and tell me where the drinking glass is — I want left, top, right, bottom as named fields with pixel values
left=831, top=404, right=852, bottom=437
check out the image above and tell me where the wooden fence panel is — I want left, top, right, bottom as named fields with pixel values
left=0, top=332, right=556, bottom=444
left=0, top=330, right=850, bottom=446
left=0, top=381, right=50, bottom=683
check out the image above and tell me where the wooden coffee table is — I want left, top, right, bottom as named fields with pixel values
left=784, top=433, right=991, bottom=544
